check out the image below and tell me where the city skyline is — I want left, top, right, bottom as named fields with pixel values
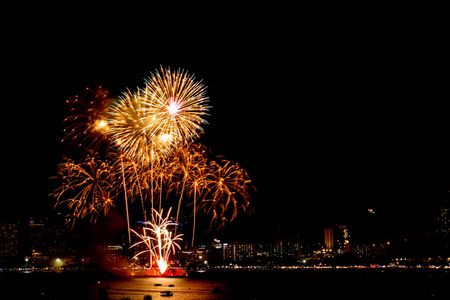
left=1, top=208, right=449, bottom=270
left=2, top=197, right=449, bottom=254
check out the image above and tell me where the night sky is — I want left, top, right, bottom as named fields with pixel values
left=2, top=7, right=447, bottom=245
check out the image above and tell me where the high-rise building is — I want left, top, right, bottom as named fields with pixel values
left=336, top=225, right=351, bottom=254
left=324, top=228, right=334, bottom=251
left=438, top=199, right=449, bottom=239
left=29, top=218, right=46, bottom=255
left=271, top=239, right=284, bottom=258
left=224, top=241, right=256, bottom=262
left=270, top=238, right=301, bottom=259
left=28, top=216, right=72, bottom=256
left=0, top=221, right=20, bottom=267
left=285, top=238, right=301, bottom=258
left=0, top=221, right=19, bottom=256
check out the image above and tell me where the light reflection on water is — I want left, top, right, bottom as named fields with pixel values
left=4, top=269, right=450, bottom=299
left=89, top=277, right=230, bottom=300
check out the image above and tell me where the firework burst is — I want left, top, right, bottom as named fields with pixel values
left=106, top=68, right=209, bottom=165
left=51, top=151, right=116, bottom=226
left=142, top=68, right=210, bottom=146
left=107, top=89, right=174, bottom=164
left=201, top=159, right=253, bottom=229
left=62, top=85, right=111, bottom=152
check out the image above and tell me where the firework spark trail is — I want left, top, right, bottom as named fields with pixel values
left=130, top=208, right=183, bottom=275
left=169, top=142, right=206, bottom=234
left=169, top=142, right=210, bottom=243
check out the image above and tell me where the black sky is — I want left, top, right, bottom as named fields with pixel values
left=1, top=6, right=448, bottom=244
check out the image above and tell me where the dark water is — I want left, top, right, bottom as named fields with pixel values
left=1, top=269, right=450, bottom=299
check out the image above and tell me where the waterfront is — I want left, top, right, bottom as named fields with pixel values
left=2, top=268, right=450, bottom=299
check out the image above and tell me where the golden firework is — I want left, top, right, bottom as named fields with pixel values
left=106, top=68, right=209, bottom=165
left=200, top=159, right=253, bottom=229
left=107, top=89, right=174, bottom=164
left=62, top=85, right=111, bottom=152
left=51, top=151, right=116, bottom=226
left=142, top=68, right=210, bottom=146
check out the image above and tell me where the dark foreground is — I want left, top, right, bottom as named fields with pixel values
left=1, top=268, right=450, bottom=299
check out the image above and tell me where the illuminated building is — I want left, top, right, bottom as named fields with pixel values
left=0, top=221, right=19, bottom=256
left=212, top=239, right=223, bottom=250
left=224, top=241, right=256, bottom=262
left=179, top=248, right=208, bottom=268
left=271, top=239, right=284, bottom=258
left=207, top=239, right=224, bottom=265
left=29, top=218, right=46, bottom=255
left=324, top=228, right=334, bottom=251
left=28, top=216, right=70, bottom=256
left=336, top=225, right=351, bottom=254
left=256, top=243, right=270, bottom=258
left=438, top=199, right=449, bottom=239
left=93, top=244, right=127, bottom=269
left=353, top=242, right=390, bottom=258
left=270, top=238, right=301, bottom=259
left=285, top=238, right=301, bottom=257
